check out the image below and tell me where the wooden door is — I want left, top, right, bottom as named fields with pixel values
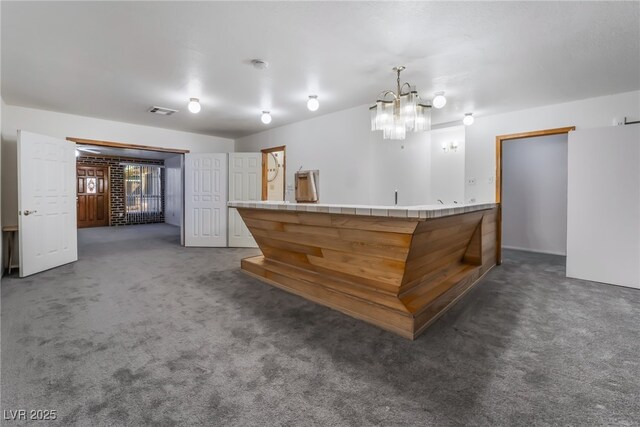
left=77, top=166, right=110, bottom=228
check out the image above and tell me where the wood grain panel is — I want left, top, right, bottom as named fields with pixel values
left=251, top=227, right=410, bottom=261
left=413, top=211, right=483, bottom=234
left=402, top=264, right=478, bottom=313
left=238, top=206, right=499, bottom=339
left=254, top=235, right=323, bottom=256
left=77, top=165, right=110, bottom=228
left=241, top=208, right=419, bottom=234
left=246, top=257, right=408, bottom=311
left=413, top=267, right=484, bottom=337
left=242, top=257, right=414, bottom=338
left=463, top=223, right=482, bottom=265
left=307, top=255, right=404, bottom=286
left=254, top=235, right=401, bottom=293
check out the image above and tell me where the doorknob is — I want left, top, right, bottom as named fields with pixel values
left=23, top=210, right=37, bottom=216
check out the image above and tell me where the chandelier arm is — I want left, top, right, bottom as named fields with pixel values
left=377, top=90, right=398, bottom=101
left=400, top=82, right=413, bottom=95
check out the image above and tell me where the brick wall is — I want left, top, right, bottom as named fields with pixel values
left=77, top=155, right=165, bottom=226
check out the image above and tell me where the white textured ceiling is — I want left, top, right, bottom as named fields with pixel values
left=2, top=1, right=639, bottom=139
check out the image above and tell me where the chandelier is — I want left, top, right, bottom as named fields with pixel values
left=370, top=66, right=432, bottom=140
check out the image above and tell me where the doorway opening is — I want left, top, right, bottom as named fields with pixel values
left=495, top=127, right=575, bottom=264
left=261, top=145, right=286, bottom=201
left=68, top=137, right=188, bottom=248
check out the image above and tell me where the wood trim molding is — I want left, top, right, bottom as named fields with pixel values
left=67, top=137, right=190, bottom=154
left=260, top=145, right=286, bottom=154
left=261, top=152, right=268, bottom=200
left=261, top=145, right=286, bottom=201
left=494, top=126, right=575, bottom=264
left=76, top=152, right=171, bottom=162
left=495, top=126, right=576, bottom=145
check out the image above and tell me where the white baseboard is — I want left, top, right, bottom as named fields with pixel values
left=502, top=245, right=566, bottom=256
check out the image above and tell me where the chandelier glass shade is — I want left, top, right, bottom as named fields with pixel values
left=370, top=66, right=432, bottom=140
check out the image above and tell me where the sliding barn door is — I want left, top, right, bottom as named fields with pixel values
left=184, top=153, right=228, bottom=247
left=18, top=130, right=78, bottom=277
left=228, top=153, right=261, bottom=247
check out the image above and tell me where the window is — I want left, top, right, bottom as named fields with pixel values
left=124, top=165, right=162, bottom=215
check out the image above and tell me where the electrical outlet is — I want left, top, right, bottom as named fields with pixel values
left=467, top=178, right=476, bottom=185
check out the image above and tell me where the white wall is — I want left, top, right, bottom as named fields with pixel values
left=164, top=155, right=182, bottom=227
left=235, top=104, right=435, bottom=206
left=430, top=126, right=466, bottom=204
left=567, top=125, right=640, bottom=288
left=502, top=134, right=568, bottom=255
left=465, top=90, right=640, bottom=203
left=237, top=91, right=639, bottom=207
left=235, top=105, right=374, bottom=204
left=369, top=131, right=432, bottom=206
left=1, top=103, right=234, bottom=227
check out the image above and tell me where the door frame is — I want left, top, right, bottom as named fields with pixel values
left=76, top=164, right=111, bottom=228
left=261, top=145, right=286, bottom=200
left=495, top=126, right=575, bottom=264
left=69, top=137, right=187, bottom=245
left=67, top=137, right=189, bottom=154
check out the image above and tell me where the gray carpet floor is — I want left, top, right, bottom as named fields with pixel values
left=1, top=223, right=639, bottom=426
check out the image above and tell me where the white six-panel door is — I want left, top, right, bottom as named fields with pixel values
left=228, top=153, right=261, bottom=247
left=184, top=153, right=228, bottom=247
left=18, top=130, right=78, bottom=277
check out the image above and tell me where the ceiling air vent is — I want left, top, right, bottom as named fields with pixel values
left=148, top=106, right=178, bottom=116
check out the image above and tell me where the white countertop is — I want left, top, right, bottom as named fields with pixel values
left=228, top=200, right=497, bottom=219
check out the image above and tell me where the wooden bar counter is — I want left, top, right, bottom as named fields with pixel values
left=229, top=201, right=499, bottom=340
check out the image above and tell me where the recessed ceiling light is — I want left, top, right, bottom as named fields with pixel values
left=432, top=92, right=447, bottom=109
left=261, top=111, right=272, bottom=124
left=251, top=59, right=269, bottom=70
left=307, top=95, right=319, bottom=112
left=188, top=98, right=201, bottom=114
left=463, top=113, right=474, bottom=126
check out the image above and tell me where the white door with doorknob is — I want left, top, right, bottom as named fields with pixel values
left=18, top=130, right=78, bottom=277
left=228, top=153, right=261, bottom=247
